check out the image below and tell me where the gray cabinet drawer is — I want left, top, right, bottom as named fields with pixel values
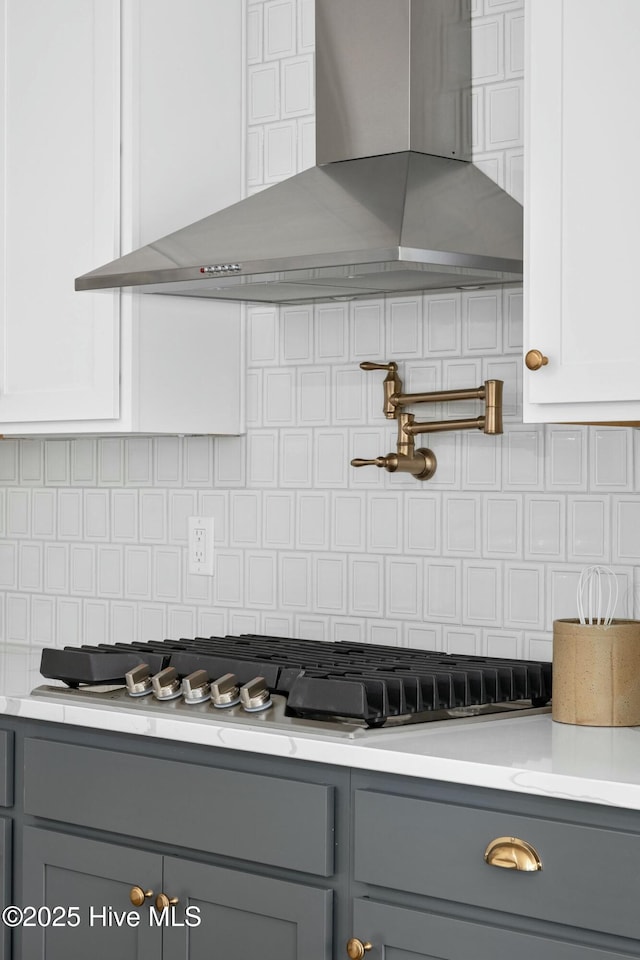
left=24, top=739, right=334, bottom=876
left=0, top=731, right=13, bottom=807
left=352, top=898, right=634, bottom=960
left=354, top=789, right=640, bottom=940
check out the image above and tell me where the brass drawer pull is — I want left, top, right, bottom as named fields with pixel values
left=525, top=349, right=549, bottom=371
left=347, top=938, right=372, bottom=959
left=129, top=886, right=153, bottom=906
left=484, top=836, right=542, bottom=871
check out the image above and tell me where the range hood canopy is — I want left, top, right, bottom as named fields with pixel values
left=76, top=0, right=523, bottom=305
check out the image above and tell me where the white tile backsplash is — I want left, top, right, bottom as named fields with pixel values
left=126, top=438, right=153, bottom=486
left=315, top=554, right=346, bottom=613
left=44, top=440, right=70, bottom=485
left=282, top=307, right=313, bottom=363
left=70, top=545, right=94, bottom=596
left=0, top=0, right=637, bottom=662
left=20, top=442, right=44, bottom=485
left=32, top=490, right=56, bottom=540
left=280, top=553, right=310, bottom=608
left=98, top=439, right=124, bottom=485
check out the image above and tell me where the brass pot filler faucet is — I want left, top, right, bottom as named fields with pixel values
left=351, top=362, right=503, bottom=481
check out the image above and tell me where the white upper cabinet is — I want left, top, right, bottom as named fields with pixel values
left=0, top=0, right=244, bottom=435
left=523, top=0, right=640, bottom=423
left=0, top=0, right=121, bottom=425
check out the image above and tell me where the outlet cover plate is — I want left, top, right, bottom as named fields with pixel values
left=188, top=516, right=215, bottom=575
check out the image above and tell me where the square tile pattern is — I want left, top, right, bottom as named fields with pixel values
left=0, top=0, right=635, bottom=663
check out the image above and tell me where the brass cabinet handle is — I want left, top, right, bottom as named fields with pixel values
left=484, top=836, right=542, bottom=871
left=346, top=939, right=372, bottom=959
left=129, top=886, right=153, bottom=906
left=155, top=893, right=179, bottom=911
left=525, top=349, right=549, bottom=371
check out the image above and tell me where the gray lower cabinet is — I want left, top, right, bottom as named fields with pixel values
left=22, top=828, right=162, bottom=960
left=352, top=899, right=634, bottom=960
left=161, top=856, right=332, bottom=960
left=353, top=787, right=640, bottom=942
left=21, top=828, right=332, bottom=960
left=7, top=719, right=640, bottom=960
left=0, top=732, right=12, bottom=808
left=1, top=817, right=11, bottom=960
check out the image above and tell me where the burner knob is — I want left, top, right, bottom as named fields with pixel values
left=151, top=667, right=182, bottom=701
left=182, top=670, right=211, bottom=704
left=125, top=664, right=153, bottom=697
left=210, top=673, right=241, bottom=708
left=239, top=676, right=272, bottom=713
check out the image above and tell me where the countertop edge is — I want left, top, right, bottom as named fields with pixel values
left=3, top=692, right=640, bottom=811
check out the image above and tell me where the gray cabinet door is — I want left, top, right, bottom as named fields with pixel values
left=0, top=732, right=13, bottom=808
left=161, top=856, right=332, bottom=960
left=352, top=899, right=632, bottom=960
left=21, top=828, right=162, bottom=960
left=0, top=818, right=10, bottom=960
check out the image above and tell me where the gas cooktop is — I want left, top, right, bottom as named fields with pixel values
left=37, top=634, right=552, bottom=732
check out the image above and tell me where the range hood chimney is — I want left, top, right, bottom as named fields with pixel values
left=76, top=0, right=523, bottom=305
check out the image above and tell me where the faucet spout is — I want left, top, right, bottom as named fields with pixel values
left=351, top=361, right=503, bottom=481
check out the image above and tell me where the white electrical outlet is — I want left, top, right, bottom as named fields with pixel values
left=188, top=516, right=215, bottom=575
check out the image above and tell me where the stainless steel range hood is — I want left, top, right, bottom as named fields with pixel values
left=76, top=0, right=523, bottom=305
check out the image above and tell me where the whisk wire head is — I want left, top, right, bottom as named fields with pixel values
left=577, top=565, right=618, bottom=627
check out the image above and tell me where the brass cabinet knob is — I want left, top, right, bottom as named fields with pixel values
left=524, top=349, right=549, bottom=371
left=155, top=893, right=179, bottom=911
left=129, top=886, right=153, bottom=907
left=484, top=836, right=542, bottom=871
left=346, top=938, right=372, bottom=959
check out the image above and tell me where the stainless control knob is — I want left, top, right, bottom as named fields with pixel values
left=182, top=669, right=211, bottom=704
left=239, top=676, right=272, bottom=713
left=151, top=667, right=182, bottom=701
left=125, top=664, right=153, bottom=697
left=210, top=673, right=241, bottom=708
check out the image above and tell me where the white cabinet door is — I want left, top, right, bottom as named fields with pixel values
left=117, top=0, right=244, bottom=437
left=524, top=0, right=640, bottom=423
left=0, top=0, right=120, bottom=423
left=0, top=0, right=244, bottom=436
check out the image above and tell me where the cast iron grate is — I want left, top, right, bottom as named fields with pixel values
left=39, top=634, right=552, bottom=727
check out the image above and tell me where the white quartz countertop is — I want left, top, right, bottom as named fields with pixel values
left=3, top=644, right=640, bottom=811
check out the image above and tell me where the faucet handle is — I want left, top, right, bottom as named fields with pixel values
left=359, top=361, right=397, bottom=372
left=359, top=362, right=402, bottom=418
left=351, top=456, right=391, bottom=469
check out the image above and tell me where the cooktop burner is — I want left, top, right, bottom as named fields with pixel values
left=38, top=634, right=552, bottom=729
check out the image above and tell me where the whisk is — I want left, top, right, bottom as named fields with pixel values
left=576, top=565, right=618, bottom=627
